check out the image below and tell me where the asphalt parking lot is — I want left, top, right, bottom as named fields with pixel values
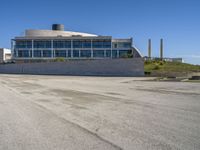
left=0, top=75, right=200, bottom=150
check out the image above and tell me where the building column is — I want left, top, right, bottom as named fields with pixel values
left=91, top=39, right=93, bottom=58
left=51, top=40, right=54, bottom=58
left=71, top=40, right=73, bottom=58
left=117, top=50, right=119, bottom=58
left=66, top=50, right=68, bottom=58
left=104, top=50, right=106, bottom=58
left=41, top=50, right=43, bottom=57
left=110, top=39, right=112, bottom=59
left=32, top=40, right=34, bottom=58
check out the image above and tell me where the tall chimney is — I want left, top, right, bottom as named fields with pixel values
left=148, top=39, right=151, bottom=58
left=160, top=38, right=163, bottom=60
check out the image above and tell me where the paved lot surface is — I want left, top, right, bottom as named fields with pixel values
left=0, top=75, right=200, bottom=150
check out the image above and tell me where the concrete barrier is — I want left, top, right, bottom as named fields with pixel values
left=0, top=58, right=144, bottom=76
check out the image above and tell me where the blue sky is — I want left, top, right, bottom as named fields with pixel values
left=0, top=0, right=200, bottom=64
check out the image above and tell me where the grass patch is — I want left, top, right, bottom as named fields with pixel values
left=144, top=60, right=200, bottom=77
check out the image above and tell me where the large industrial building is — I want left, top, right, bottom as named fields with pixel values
left=0, top=24, right=144, bottom=76
left=11, top=24, right=142, bottom=61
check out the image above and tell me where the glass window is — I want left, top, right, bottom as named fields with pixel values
left=16, top=41, right=25, bottom=48
left=119, top=50, right=131, bottom=58
left=16, top=41, right=32, bottom=48
left=53, top=40, right=71, bottom=48
left=34, top=50, right=42, bottom=57
left=80, top=50, right=91, bottom=57
left=93, top=40, right=103, bottom=48
left=18, top=50, right=30, bottom=57
left=43, top=50, right=52, bottom=57
left=93, top=50, right=104, bottom=57
left=118, top=42, right=131, bottom=48
left=103, top=40, right=111, bottom=48
left=27, top=41, right=32, bottom=48
left=93, top=39, right=111, bottom=48
left=73, top=50, right=79, bottom=57
left=73, top=40, right=82, bottom=48
left=106, top=50, right=111, bottom=57
left=113, top=43, right=118, bottom=48
left=55, top=50, right=66, bottom=57
left=34, top=41, right=51, bottom=48
left=123, top=43, right=131, bottom=48
left=82, top=40, right=91, bottom=48
left=112, top=50, right=118, bottom=58
left=14, top=50, right=17, bottom=57
left=67, top=50, right=71, bottom=57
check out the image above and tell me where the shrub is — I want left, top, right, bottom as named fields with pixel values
left=159, top=61, right=164, bottom=66
left=153, top=64, right=160, bottom=70
left=55, top=57, right=65, bottom=62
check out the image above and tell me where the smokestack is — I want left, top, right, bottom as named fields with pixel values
left=160, top=39, right=163, bottom=60
left=148, top=39, right=151, bottom=58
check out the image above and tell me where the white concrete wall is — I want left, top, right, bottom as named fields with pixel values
left=0, top=58, right=144, bottom=76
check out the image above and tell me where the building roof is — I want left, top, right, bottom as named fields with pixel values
left=25, top=30, right=98, bottom=37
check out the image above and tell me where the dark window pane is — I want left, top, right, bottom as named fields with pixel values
left=27, top=41, right=32, bottom=48
left=18, top=50, right=30, bottom=57
left=103, top=40, right=111, bottom=48
left=67, top=50, right=71, bottom=57
left=93, top=39, right=111, bottom=48
left=34, top=41, right=51, bottom=48
left=93, top=40, right=103, bottom=48
left=106, top=50, right=111, bottom=57
left=43, top=50, right=52, bottom=57
left=119, top=50, right=131, bottom=58
left=112, top=50, right=118, bottom=58
left=118, top=42, right=131, bottom=48
left=64, top=41, right=71, bottom=48
left=80, top=50, right=91, bottom=57
left=73, top=40, right=82, bottom=48
left=34, top=50, right=42, bottom=57
left=82, top=40, right=91, bottom=48
left=53, top=41, right=71, bottom=48
left=16, top=41, right=32, bottom=48
left=55, top=50, right=66, bottom=57
left=73, top=50, right=79, bottom=57
left=93, top=50, right=104, bottom=57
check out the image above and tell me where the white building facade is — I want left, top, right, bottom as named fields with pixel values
left=12, top=24, right=142, bottom=61
left=0, top=48, right=11, bottom=63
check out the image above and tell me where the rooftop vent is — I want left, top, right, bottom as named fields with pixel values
left=52, top=24, right=64, bottom=31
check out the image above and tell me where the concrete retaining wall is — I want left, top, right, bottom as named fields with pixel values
left=0, top=58, right=144, bottom=76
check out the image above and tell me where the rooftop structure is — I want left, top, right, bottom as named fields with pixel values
left=12, top=24, right=142, bottom=61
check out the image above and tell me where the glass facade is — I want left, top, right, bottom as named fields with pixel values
left=80, top=50, right=91, bottom=57
left=92, top=40, right=111, bottom=48
left=34, top=50, right=42, bottom=57
left=93, top=50, right=104, bottom=58
left=53, top=40, right=71, bottom=48
left=67, top=50, right=71, bottom=57
left=34, top=41, right=51, bottom=48
left=112, top=42, right=131, bottom=49
left=119, top=50, right=131, bottom=58
left=55, top=50, right=66, bottom=57
left=106, top=50, right=111, bottom=57
left=18, top=50, right=30, bottom=57
left=13, top=38, right=133, bottom=59
left=112, top=50, right=118, bottom=58
left=43, top=50, right=52, bottom=57
left=16, top=41, right=32, bottom=48
left=73, top=50, right=79, bottom=57
left=73, top=40, right=91, bottom=48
